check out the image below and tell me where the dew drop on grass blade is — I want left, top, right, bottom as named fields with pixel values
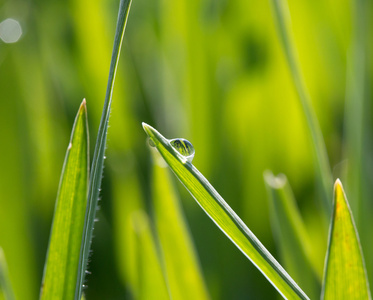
left=143, top=123, right=309, bottom=300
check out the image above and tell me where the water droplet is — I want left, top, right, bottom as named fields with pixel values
left=169, top=138, right=195, bottom=163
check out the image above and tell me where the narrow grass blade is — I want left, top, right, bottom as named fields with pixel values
left=0, top=248, right=15, bottom=300
left=40, top=100, right=89, bottom=299
left=151, top=151, right=210, bottom=300
left=75, top=0, right=132, bottom=298
left=143, top=123, right=309, bottom=300
left=111, top=170, right=144, bottom=293
left=321, top=179, right=371, bottom=299
left=270, top=0, right=333, bottom=215
left=130, top=211, right=170, bottom=299
left=111, top=165, right=170, bottom=298
left=344, top=0, right=373, bottom=285
left=264, top=171, right=320, bottom=299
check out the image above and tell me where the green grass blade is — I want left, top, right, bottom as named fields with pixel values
left=75, top=1, right=132, bottom=298
left=111, top=166, right=170, bottom=298
left=143, top=123, right=309, bottom=300
left=344, top=0, right=372, bottom=285
left=264, top=171, right=320, bottom=299
left=130, top=211, right=170, bottom=299
left=151, top=151, right=210, bottom=300
left=270, top=0, right=333, bottom=215
left=0, top=248, right=15, bottom=300
left=40, top=100, right=89, bottom=300
left=321, top=179, right=371, bottom=300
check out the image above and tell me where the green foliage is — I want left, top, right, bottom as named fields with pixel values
left=151, top=151, right=210, bottom=300
left=76, top=0, right=132, bottom=298
left=0, top=248, right=15, bottom=300
left=1, top=0, right=372, bottom=298
left=270, top=0, right=333, bottom=215
left=264, top=171, right=320, bottom=299
left=40, top=100, right=89, bottom=300
left=322, top=180, right=371, bottom=300
left=128, top=211, right=170, bottom=299
left=143, top=123, right=309, bottom=299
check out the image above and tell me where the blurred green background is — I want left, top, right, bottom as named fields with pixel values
left=0, top=0, right=372, bottom=298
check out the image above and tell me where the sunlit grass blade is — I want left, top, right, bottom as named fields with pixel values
left=129, top=210, right=170, bottom=299
left=270, top=0, right=333, bottom=215
left=40, top=100, right=89, bottom=300
left=151, top=151, right=210, bottom=300
left=111, top=170, right=144, bottom=294
left=111, top=165, right=170, bottom=298
left=321, top=179, right=371, bottom=299
left=264, top=171, right=320, bottom=299
left=0, top=248, right=15, bottom=300
left=344, top=0, right=372, bottom=284
left=75, top=0, right=132, bottom=298
left=143, top=123, right=309, bottom=300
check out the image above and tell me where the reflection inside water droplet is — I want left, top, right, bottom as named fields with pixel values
left=169, top=138, right=195, bottom=163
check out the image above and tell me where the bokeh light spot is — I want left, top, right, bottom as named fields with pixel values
left=0, top=18, right=22, bottom=44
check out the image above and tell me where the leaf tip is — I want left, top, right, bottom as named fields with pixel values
left=142, top=123, right=161, bottom=145
left=142, top=122, right=152, bottom=136
left=79, top=98, right=87, bottom=114
left=333, top=178, right=344, bottom=200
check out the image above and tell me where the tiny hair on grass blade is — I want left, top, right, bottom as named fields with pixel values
left=142, top=122, right=309, bottom=300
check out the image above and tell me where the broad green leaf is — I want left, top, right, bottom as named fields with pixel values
left=322, top=179, right=371, bottom=299
left=143, top=123, right=309, bottom=300
left=151, top=150, right=210, bottom=300
left=75, top=0, right=132, bottom=298
left=264, top=171, right=320, bottom=299
left=0, top=248, right=15, bottom=300
left=270, top=0, right=333, bottom=216
left=41, top=100, right=89, bottom=300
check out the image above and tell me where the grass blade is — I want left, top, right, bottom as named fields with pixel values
left=130, top=211, right=170, bottom=299
left=270, top=0, right=333, bottom=215
left=40, top=100, right=89, bottom=299
left=0, top=248, right=15, bottom=300
left=321, top=179, right=371, bottom=299
left=151, top=151, right=210, bottom=300
left=344, top=0, right=373, bottom=285
left=264, top=171, right=320, bottom=299
left=143, top=123, right=309, bottom=300
left=111, top=166, right=170, bottom=298
left=75, top=0, right=132, bottom=298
